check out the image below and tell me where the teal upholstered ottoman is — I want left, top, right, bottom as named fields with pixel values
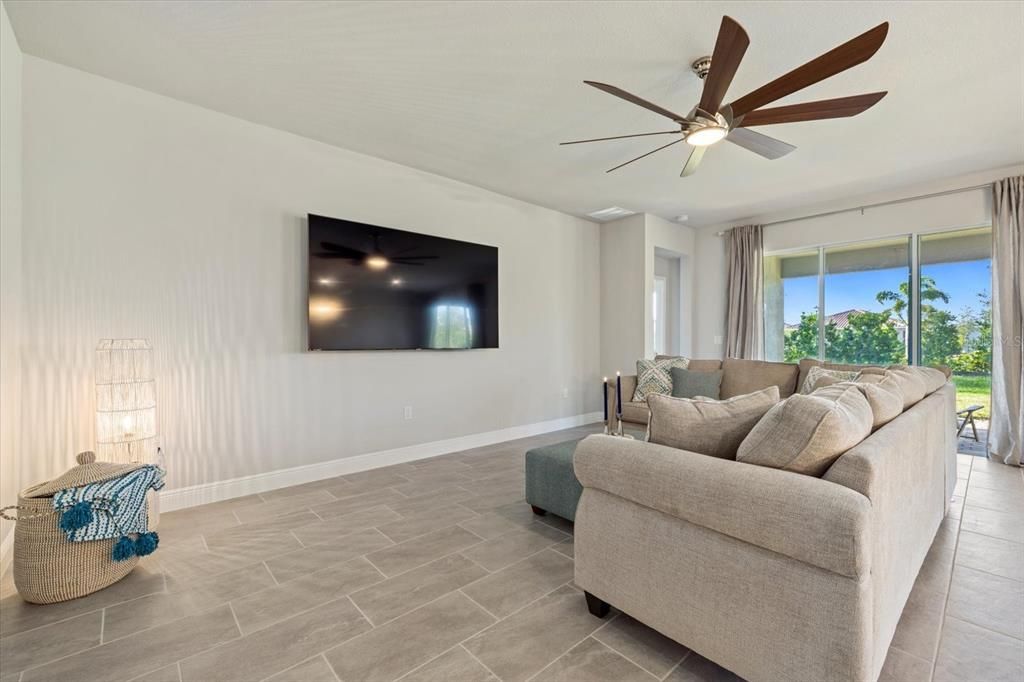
left=525, top=438, right=584, bottom=522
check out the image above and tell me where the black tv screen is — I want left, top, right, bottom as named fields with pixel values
left=307, top=214, right=498, bottom=351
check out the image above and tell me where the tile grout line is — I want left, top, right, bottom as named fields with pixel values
left=930, top=466, right=970, bottom=682
left=393, top=644, right=465, bottom=681
left=459, top=643, right=505, bottom=681
left=457, top=588, right=501, bottom=621
left=176, top=660, right=182, bottom=682
left=661, top=650, right=692, bottom=681
left=346, top=594, right=378, bottom=628
left=590, top=620, right=682, bottom=680
left=320, top=652, right=342, bottom=682
left=99, top=608, right=106, bottom=645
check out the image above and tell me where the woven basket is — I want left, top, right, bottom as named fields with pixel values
left=2, top=451, right=145, bottom=604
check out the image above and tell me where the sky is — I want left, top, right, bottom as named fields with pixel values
left=782, top=259, right=991, bottom=325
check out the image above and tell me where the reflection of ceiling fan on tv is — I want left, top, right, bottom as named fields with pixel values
left=316, top=232, right=438, bottom=269
left=562, top=16, right=889, bottom=176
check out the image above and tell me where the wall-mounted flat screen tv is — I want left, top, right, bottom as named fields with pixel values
left=307, top=214, right=498, bottom=351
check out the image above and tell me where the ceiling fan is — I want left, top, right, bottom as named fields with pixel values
left=562, top=16, right=889, bottom=176
left=316, top=233, right=438, bottom=269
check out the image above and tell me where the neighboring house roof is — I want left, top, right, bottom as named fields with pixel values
left=784, top=309, right=907, bottom=330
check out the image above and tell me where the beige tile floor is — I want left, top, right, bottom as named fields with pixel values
left=1, top=425, right=1021, bottom=682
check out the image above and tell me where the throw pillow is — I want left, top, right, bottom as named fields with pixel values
left=633, top=357, right=689, bottom=402
left=670, top=367, right=723, bottom=399
left=800, top=365, right=860, bottom=394
left=646, top=386, right=780, bottom=459
left=737, top=383, right=873, bottom=477
left=849, top=374, right=905, bottom=429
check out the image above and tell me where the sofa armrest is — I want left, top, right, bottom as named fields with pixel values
left=573, top=435, right=871, bottom=579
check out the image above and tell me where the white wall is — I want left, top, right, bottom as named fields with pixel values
left=19, top=57, right=602, bottom=495
left=599, top=214, right=645, bottom=377
left=644, top=215, right=695, bottom=358
left=0, top=1, right=23, bottom=572
left=692, top=164, right=1024, bottom=358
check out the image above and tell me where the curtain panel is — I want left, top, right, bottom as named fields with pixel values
left=725, top=224, right=764, bottom=360
left=989, top=176, right=1023, bottom=466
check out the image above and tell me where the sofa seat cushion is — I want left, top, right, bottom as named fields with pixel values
left=647, top=387, right=780, bottom=459
left=670, top=367, right=723, bottom=399
left=721, top=359, right=800, bottom=399
left=737, top=383, right=873, bottom=477
left=633, top=357, right=690, bottom=402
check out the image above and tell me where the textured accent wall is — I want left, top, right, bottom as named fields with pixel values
left=20, top=57, right=601, bottom=492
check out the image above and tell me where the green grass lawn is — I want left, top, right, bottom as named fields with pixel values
left=951, top=374, right=991, bottom=420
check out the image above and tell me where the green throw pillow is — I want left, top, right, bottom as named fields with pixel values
left=670, top=367, right=723, bottom=400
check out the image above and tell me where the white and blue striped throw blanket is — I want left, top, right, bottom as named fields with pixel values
left=52, top=466, right=165, bottom=542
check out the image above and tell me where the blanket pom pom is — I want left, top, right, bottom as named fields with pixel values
left=112, top=536, right=136, bottom=561
left=134, top=532, right=159, bottom=556
left=59, top=501, right=94, bottom=532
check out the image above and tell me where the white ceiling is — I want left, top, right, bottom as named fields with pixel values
left=6, top=1, right=1024, bottom=226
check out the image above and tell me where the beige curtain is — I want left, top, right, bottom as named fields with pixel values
left=989, top=176, right=1023, bottom=466
left=725, top=224, right=764, bottom=360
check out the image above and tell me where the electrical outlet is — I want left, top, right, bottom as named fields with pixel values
left=561, top=387, right=569, bottom=399
left=404, top=406, right=413, bottom=420
left=714, top=335, right=723, bottom=346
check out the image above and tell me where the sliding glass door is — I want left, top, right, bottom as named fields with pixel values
left=764, top=228, right=992, bottom=383
left=918, top=227, right=993, bottom=418
left=823, top=238, right=911, bottom=365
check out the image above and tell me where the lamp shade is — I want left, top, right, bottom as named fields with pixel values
left=95, top=339, right=157, bottom=463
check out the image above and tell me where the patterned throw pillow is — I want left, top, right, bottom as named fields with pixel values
left=800, top=365, right=860, bottom=394
left=633, top=357, right=690, bottom=402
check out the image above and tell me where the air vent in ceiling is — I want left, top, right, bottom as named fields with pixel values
left=585, top=206, right=636, bottom=222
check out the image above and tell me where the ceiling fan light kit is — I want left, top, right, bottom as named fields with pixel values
left=563, top=16, right=889, bottom=177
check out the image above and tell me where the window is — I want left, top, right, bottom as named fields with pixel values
left=764, top=249, right=819, bottom=362
left=823, top=238, right=911, bottom=365
left=430, top=304, right=473, bottom=349
left=653, top=276, right=667, bottom=356
left=919, top=227, right=992, bottom=418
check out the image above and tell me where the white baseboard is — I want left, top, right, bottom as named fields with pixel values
left=160, top=412, right=602, bottom=513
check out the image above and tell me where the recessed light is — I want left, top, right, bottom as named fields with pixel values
left=675, top=215, right=689, bottom=223
left=391, top=278, right=403, bottom=286
left=317, top=277, right=336, bottom=285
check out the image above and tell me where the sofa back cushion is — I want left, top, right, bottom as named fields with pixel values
left=845, top=375, right=905, bottom=430
left=646, top=386, right=780, bottom=459
left=800, top=365, right=861, bottom=394
left=721, top=359, right=800, bottom=399
left=670, top=367, right=723, bottom=399
left=737, top=383, right=873, bottom=476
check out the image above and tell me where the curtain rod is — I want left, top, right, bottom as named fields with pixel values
left=715, top=182, right=993, bottom=236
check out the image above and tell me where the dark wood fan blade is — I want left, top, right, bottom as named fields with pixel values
left=391, top=256, right=438, bottom=261
left=698, top=16, right=750, bottom=115
left=728, top=22, right=889, bottom=118
left=584, top=81, right=689, bottom=123
left=725, top=127, right=795, bottom=160
left=391, top=261, right=424, bottom=266
left=318, top=241, right=368, bottom=259
left=560, top=130, right=682, bottom=145
left=314, top=253, right=360, bottom=260
left=606, top=138, right=684, bottom=173
left=739, top=92, right=887, bottom=126
left=680, top=146, right=706, bottom=177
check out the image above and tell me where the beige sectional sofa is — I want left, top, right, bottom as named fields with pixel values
left=580, top=360, right=957, bottom=682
